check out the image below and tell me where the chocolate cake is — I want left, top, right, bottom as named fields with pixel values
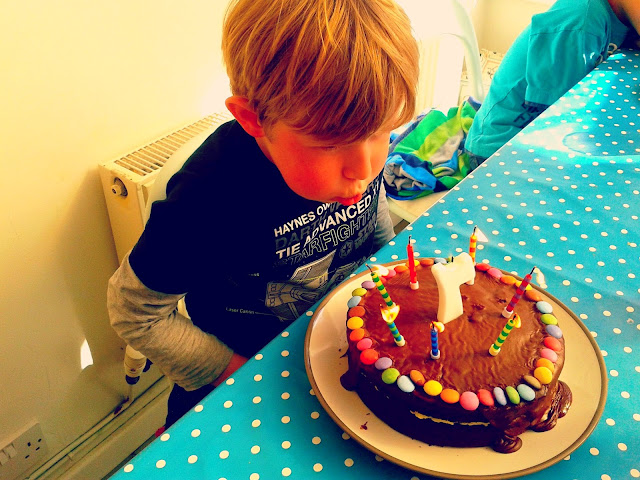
left=340, top=255, right=572, bottom=453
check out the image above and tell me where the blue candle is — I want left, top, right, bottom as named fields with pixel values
left=430, top=322, right=440, bottom=360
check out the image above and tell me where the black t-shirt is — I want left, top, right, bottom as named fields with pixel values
left=130, top=120, right=385, bottom=357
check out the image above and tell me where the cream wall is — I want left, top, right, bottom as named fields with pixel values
left=0, top=1, right=231, bottom=477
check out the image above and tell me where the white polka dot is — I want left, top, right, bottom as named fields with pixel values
left=281, top=392, right=290, bottom=400
left=251, top=445, right=260, bottom=454
left=590, top=447, right=599, bottom=455
left=252, top=419, right=261, bottom=427
left=253, top=396, right=262, bottom=404
left=188, top=455, right=197, bottom=464
left=610, top=370, right=619, bottom=377
left=344, top=458, right=354, bottom=467
left=281, top=350, right=290, bottom=357
left=624, top=346, right=632, bottom=353
left=220, top=451, right=229, bottom=459
left=606, top=418, right=615, bottom=426
left=601, top=475, right=612, bottom=480
left=194, top=404, right=204, bottom=413
left=631, top=469, right=640, bottom=478
left=255, top=354, right=263, bottom=360
left=342, top=432, right=350, bottom=440
left=282, top=467, right=292, bottom=476
left=313, top=463, right=323, bottom=472
left=311, top=411, right=320, bottom=419
left=254, top=374, right=262, bottom=381
left=618, top=443, right=627, bottom=451
left=634, top=413, right=640, bottom=421
left=123, top=464, right=134, bottom=473
left=225, top=378, right=235, bottom=386
left=281, top=370, right=290, bottom=377
left=156, top=459, right=166, bottom=468
left=191, top=429, right=201, bottom=437
left=221, top=424, right=231, bottom=433
left=281, top=331, right=289, bottom=337
left=250, top=474, right=259, bottom=480
left=224, top=400, right=233, bottom=408
left=312, top=436, right=321, bottom=445
left=160, top=433, right=170, bottom=441
left=281, top=416, right=290, bottom=424
left=621, top=391, right=630, bottom=399
left=282, top=441, right=291, bottom=449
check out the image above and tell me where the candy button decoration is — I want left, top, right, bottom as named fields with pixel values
left=372, top=265, right=389, bottom=276
left=397, top=375, right=415, bottom=393
left=356, top=338, right=373, bottom=351
left=346, top=316, right=363, bottom=330
left=493, top=387, right=507, bottom=406
left=534, top=366, right=553, bottom=384
left=505, top=386, right=520, bottom=405
left=352, top=287, right=367, bottom=297
left=440, top=389, right=460, bottom=404
left=347, top=296, right=361, bottom=308
left=420, top=258, right=435, bottom=266
left=382, top=368, right=400, bottom=384
left=524, top=289, right=542, bottom=302
left=540, top=348, right=558, bottom=362
left=361, top=280, right=376, bottom=290
left=386, top=268, right=397, bottom=278
left=500, top=275, right=517, bottom=285
left=394, top=265, right=408, bottom=273
left=374, top=357, right=393, bottom=371
left=544, top=336, right=563, bottom=351
left=546, top=325, right=563, bottom=338
left=524, top=374, right=542, bottom=390
left=360, top=349, right=378, bottom=365
left=487, top=267, right=503, bottom=279
left=517, top=384, right=536, bottom=402
left=477, top=389, right=495, bottom=407
left=424, top=380, right=443, bottom=396
left=434, top=257, right=447, bottom=264
left=348, top=306, right=365, bottom=318
left=536, top=301, right=553, bottom=314
left=460, top=392, right=480, bottom=411
left=409, top=370, right=426, bottom=386
left=475, top=263, right=490, bottom=272
left=349, top=328, right=365, bottom=342
left=540, top=313, right=558, bottom=325
left=535, top=358, right=555, bottom=372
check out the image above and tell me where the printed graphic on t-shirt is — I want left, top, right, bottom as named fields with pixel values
left=266, top=177, right=381, bottom=320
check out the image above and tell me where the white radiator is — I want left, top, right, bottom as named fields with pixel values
left=99, top=111, right=234, bottom=262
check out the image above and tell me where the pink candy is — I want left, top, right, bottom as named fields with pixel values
left=460, top=391, right=480, bottom=411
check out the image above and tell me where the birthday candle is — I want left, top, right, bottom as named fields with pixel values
left=502, top=266, right=535, bottom=318
left=381, top=304, right=405, bottom=346
left=367, top=264, right=395, bottom=308
left=407, top=236, right=419, bottom=290
left=430, top=322, right=440, bottom=359
left=489, top=314, right=520, bottom=356
left=469, top=226, right=477, bottom=264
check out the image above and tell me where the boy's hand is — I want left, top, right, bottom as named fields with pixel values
left=212, top=352, right=248, bottom=387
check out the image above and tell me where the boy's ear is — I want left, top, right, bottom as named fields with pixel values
left=225, top=96, right=266, bottom=138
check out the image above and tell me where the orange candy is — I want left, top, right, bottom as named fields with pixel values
left=348, top=306, right=365, bottom=318
left=359, top=349, right=379, bottom=365
left=440, top=388, right=460, bottom=404
left=349, top=328, right=365, bottom=342
left=500, top=275, right=517, bottom=285
left=395, top=265, right=408, bottom=273
left=535, top=358, right=555, bottom=372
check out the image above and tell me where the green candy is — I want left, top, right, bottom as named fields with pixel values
left=381, top=368, right=400, bottom=384
left=540, top=313, right=558, bottom=325
left=506, top=386, right=520, bottom=405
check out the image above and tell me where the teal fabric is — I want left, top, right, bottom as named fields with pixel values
left=465, top=0, right=629, bottom=160
left=384, top=101, right=477, bottom=200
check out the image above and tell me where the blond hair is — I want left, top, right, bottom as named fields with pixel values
left=222, top=0, right=419, bottom=143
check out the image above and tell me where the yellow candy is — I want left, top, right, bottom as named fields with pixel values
left=534, top=366, right=553, bottom=384
left=409, top=370, right=425, bottom=386
left=432, top=321, right=445, bottom=332
left=424, top=380, right=443, bottom=396
left=346, top=316, right=363, bottom=330
left=351, top=287, right=367, bottom=297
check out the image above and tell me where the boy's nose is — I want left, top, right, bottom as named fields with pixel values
left=343, top=143, right=373, bottom=181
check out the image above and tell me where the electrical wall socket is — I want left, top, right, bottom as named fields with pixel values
left=0, top=422, right=48, bottom=480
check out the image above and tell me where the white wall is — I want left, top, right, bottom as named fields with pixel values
left=0, top=1, right=231, bottom=477
left=472, top=0, right=553, bottom=53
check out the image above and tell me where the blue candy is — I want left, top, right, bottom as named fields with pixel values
left=517, top=384, right=536, bottom=401
left=347, top=296, right=361, bottom=308
left=546, top=324, right=563, bottom=338
left=397, top=375, right=415, bottom=393
left=536, top=301, right=553, bottom=314
left=493, top=387, right=507, bottom=406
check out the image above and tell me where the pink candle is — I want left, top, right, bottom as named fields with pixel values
left=407, top=236, right=419, bottom=290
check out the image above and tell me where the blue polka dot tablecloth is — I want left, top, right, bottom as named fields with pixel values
left=111, top=49, right=639, bottom=480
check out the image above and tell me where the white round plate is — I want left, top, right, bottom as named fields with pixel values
left=304, top=267, right=607, bottom=479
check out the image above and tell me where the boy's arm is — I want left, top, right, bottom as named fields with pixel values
left=107, top=252, right=236, bottom=391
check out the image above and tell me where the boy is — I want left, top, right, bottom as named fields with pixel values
left=465, top=0, right=639, bottom=164
left=107, top=0, right=419, bottom=428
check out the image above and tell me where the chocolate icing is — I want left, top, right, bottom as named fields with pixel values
left=340, top=260, right=572, bottom=453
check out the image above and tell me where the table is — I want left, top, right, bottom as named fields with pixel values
left=111, top=49, right=639, bottom=480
